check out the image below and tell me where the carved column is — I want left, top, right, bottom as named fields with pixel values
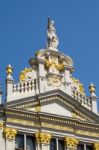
left=94, top=143, right=99, bottom=150
left=65, top=137, right=79, bottom=150
left=35, top=132, right=51, bottom=150
left=3, top=128, right=17, bottom=150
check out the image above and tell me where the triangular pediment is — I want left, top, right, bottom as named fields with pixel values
left=5, top=89, right=99, bottom=124
left=27, top=102, right=72, bottom=117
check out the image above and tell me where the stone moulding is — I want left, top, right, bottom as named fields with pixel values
left=6, top=108, right=99, bottom=130
left=7, top=118, right=99, bottom=138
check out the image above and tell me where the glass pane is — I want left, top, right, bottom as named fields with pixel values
left=26, top=136, right=35, bottom=150
left=77, top=144, right=84, bottom=150
left=86, top=145, right=93, bottom=150
left=15, top=134, right=24, bottom=150
left=50, top=139, right=56, bottom=150
left=58, top=140, right=64, bottom=150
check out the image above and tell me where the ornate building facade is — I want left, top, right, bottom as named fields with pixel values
left=0, top=18, right=99, bottom=150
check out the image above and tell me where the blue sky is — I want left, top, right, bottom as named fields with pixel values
left=0, top=0, right=99, bottom=107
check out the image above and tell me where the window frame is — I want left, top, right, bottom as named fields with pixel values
left=50, top=137, right=65, bottom=150
left=15, top=133, right=36, bottom=150
left=77, top=142, right=93, bottom=150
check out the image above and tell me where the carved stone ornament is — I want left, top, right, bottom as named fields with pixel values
left=3, top=128, right=17, bottom=140
left=35, top=132, right=51, bottom=144
left=47, top=74, right=62, bottom=87
left=65, top=137, right=79, bottom=149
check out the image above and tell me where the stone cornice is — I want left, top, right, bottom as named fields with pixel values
left=5, top=108, right=99, bottom=133
left=6, top=117, right=99, bottom=138
left=6, top=91, right=99, bottom=123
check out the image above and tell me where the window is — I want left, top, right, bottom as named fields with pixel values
left=50, top=139, right=56, bottom=150
left=15, top=134, right=35, bottom=150
left=77, top=144, right=84, bottom=150
left=86, top=145, right=93, bottom=150
left=77, top=143, right=93, bottom=150
left=26, top=136, right=35, bottom=150
left=50, top=138, right=64, bottom=150
left=15, top=134, right=24, bottom=150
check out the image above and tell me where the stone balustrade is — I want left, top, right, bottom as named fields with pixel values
left=6, top=79, right=36, bottom=101
left=6, top=77, right=92, bottom=111
left=72, top=89, right=92, bottom=109
left=13, top=79, right=36, bottom=94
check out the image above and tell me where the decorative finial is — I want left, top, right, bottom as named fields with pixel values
left=47, top=17, right=59, bottom=50
left=6, top=64, right=13, bottom=78
left=89, top=83, right=96, bottom=96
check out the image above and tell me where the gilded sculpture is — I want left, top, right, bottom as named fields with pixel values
left=45, top=59, right=65, bottom=71
left=71, top=77, right=85, bottom=95
left=20, top=67, right=33, bottom=81
left=6, top=64, right=13, bottom=75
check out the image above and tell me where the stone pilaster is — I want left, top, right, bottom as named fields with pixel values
left=0, top=122, right=5, bottom=150
left=6, top=64, right=14, bottom=102
left=35, top=132, right=51, bottom=150
left=38, top=63, right=46, bottom=93
left=89, top=83, right=97, bottom=114
left=3, top=128, right=17, bottom=150
left=64, top=137, right=79, bottom=150
left=64, top=69, right=72, bottom=96
left=94, top=143, right=99, bottom=150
